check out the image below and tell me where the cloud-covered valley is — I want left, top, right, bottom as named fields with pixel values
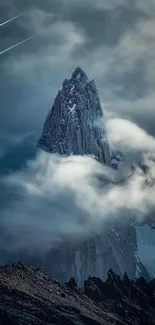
left=1, top=116, right=155, bottom=253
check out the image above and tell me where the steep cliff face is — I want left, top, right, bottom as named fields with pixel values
left=37, top=67, right=112, bottom=165
left=36, top=67, right=151, bottom=285
left=34, top=220, right=150, bottom=286
left=36, top=223, right=138, bottom=286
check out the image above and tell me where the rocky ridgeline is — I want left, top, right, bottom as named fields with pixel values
left=0, top=264, right=155, bottom=325
left=37, top=66, right=117, bottom=165
left=35, top=67, right=147, bottom=286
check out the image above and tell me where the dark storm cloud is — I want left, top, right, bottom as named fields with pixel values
left=0, top=0, right=155, bottom=256
left=0, top=0, right=155, bottom=166
left=65, top=4, right=148, bottom=49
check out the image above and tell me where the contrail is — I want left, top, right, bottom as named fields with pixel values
left=0, top=32, right=42, bottom=56
left=0, top=12, right=25, bottom=28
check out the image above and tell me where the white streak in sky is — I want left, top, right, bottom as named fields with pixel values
left=0, top=32, right=42, bottom=56
left=0, top=12, right=25, bottom=28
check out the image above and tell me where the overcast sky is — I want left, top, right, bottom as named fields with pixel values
left=0, top=0, right=155, bottom=173
left=0, top=0, right=155, bottom=254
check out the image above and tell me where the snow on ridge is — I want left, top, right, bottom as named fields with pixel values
left=68, top=103, right=76, bottom=114
left=70, top=85, right=75, bottom=93
left=76, top=73, right=81, bottom=79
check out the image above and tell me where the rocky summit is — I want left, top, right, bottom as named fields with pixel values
left=36, top=68, right=154, bottom=285
left=0, top=264, right=155, bottom=325
left=37, top=66, right=117, bottom=166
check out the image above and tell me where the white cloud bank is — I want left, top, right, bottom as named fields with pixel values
left=1, top=115, right=155, bottom=253
left=1, top=0, right=155, bottom=253
left=107, top=117, right=155, bottom=152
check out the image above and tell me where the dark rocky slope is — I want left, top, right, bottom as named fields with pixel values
left=0, top=264, right=155, bottom=325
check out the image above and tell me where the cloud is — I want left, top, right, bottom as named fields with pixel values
left=3, top=19, right=88, bottom=85
left=107, top=117, right=155, bottom=152
left=87, top=17, right=155, bottom=84
left=60, top=0, right=155, bottom=12
left=62, top=0, right=155, bottom=14
left=60, top=0, right=126, bottom=11
left=136, top=0, right=155, bottom=15
left=16, top=8, right=55, bottom=33
left=1, top=0, right=155, bottom=144
left=1, top=137, right=155, bottom=254
left=0, top=152, right=110, bottom=251
left=0, top=0, right=155, bottom=257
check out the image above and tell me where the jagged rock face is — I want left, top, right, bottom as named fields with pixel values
left=35, top=67, right=153, bottom=285
left=38, top=67, right=111, bottom=165
left=32, top=221, right=150, bottom=286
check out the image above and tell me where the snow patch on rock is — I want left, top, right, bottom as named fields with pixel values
left=68, top=103, right=76, bottom=114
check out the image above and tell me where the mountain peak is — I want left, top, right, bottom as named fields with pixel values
left=71, top=66, right=88, bottom=82
left=37, top=68, right=111, bottom=164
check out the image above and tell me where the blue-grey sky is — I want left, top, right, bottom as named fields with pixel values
left=0, top=0, right=155, bottom=254
left=0, top=0, right=155, bottom=174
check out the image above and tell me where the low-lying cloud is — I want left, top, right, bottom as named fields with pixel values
left=0, top=0, right=155, bottom=260
left=107, top=117, right=155, bottom=152
left=1, top=117, right=155, bottom=254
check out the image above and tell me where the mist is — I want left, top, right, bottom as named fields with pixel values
left=0, top=0, right=155, bottom=260
left=1, top=115, right=155, bottom=254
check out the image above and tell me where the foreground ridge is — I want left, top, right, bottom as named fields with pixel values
left=0, top=264, right=155, bottom=325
